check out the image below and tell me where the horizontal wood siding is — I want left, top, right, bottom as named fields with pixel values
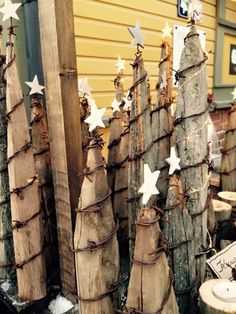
left=226, top=0, right=236, bottom=24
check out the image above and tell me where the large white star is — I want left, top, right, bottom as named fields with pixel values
left=111, top=98, right=121, bottom=113
left=123, top=91, right=132, bottom=111
left=139, top=164, right=160, bottom=205
left=128, top=20, right=145, bottom=47
left=84, top=99, right=106, bottom=132
left=25, top=75, right=45, bottom=95
left=165, top=147, right=181, bottom=175
left=0, top=0, right=21, bottom=22
left=162, top=22, right=172, bottom=39
left=115, top=56, right=125, bottom=74
left=231, top=87, right=236, bottom=101
left=78, top=78, right=92, bottom=97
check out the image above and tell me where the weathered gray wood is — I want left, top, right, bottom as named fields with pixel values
left=0, top=55, right=14, bottom=278
left=31, top=96, right=59, bottom=279
left=6, top=38, right=46, bottom=299
left=221, top=103, right=236, bottom=191
left=151, top=42, right=173, bottom=205
left=164, top=176, right=197, bottom=314
left=175, top=25, right=209, bottom=284
left=80, top=97, right=90, bottom=169
left=74, top=138, right=119, bottom=314
left=128, top=52, right=153, bottom=257
left=125, top=207, right=179, bottom=313
left=38, top=0, right=83, bottom=300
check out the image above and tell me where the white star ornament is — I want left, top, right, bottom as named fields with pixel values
left=165, top=147, right=181, bottom=175
left=78, top=78, right=92, bottom=96
left=111, top=98, right=121, bottom=113
left=115, top=56, right=125, bottom=74
left=162, top=22, right=172, bottom=39
left=0, top=0, right=21, bottom=22
left=138, top=164, right=160, bottom=205
left=123, top=91, right=132, bottom=111
left=84, top=100, right=106, bottom=132
left=128, top=20, right=144, bottom=47
left=25, top=75, right=45, bottom=95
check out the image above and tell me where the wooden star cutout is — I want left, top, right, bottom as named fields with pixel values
left=111, top=98, right=121, bottom=113
left=123, top=91, right=132, bottom=111
left=160, top=71, right=167, bottom=89
left=162, top=22, right=172, bottom=39
left=165, top=147, right=181, bottom=175
left=0, top=0, right=21, bottom=22
left=25, top=75, right=45, bottom=95
left=128, top=20, right=144, bottom=47
left=189, top=0, right=203, bottom=22
left=84, top=99, right=106, bottom=132
left=231, top=87, right=236, bottom=101
left=78, top=78, right=92, bottom=96
left=139, top=164, right=160, bottom=205
left=115, top=56, right=125, bottom=74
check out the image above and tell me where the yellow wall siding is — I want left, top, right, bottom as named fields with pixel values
left=226, top=0, right=236, bottom=23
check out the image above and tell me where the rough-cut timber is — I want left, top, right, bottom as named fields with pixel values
left=221, top=103, right=236, bottom=191
left=128, top=51, right=152, bottom=257
left=80, top=96, right=90, bottom=169
left=0, top=55, right=14, bottom=278
left=175, top=25, right=209, bottom=284
left=151, top=41, right=173, bottom=205
left=31, top=96, right=59, bottom=280
left=124, top=207, right=179, bottom=314
left=38, top=0, right=83, bottom=299
left=164, top=176, right=196, bottom=314
left=74, top=137, right=119, bottom=314
left=6, top=40, right=45, bottom=299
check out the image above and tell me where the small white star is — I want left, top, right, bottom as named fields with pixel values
left=84, top=99, right=106, bottom=132
left=25, top=75, right=45, bottom=95
left=111, top=98, right=121, bottom=113
left=115, top=56, right=125, bottom=74
left=160, top=71, right=167, bottom=89
left=139, top=164, right=160, bottom=205
left=78, top=78, right=92, bottom=97
left=123, top=91, right=132, bottom=111
left=189, top=0, right=203, bottom=22
left=0, top=0, right=21, bottom=22
left=162, top=22, right=172, bottom=39
left=231, top=87, right=236, bottom=101
left=165, top=147, right=181, bottom=175
left=128, top=20, right=144, bottom=47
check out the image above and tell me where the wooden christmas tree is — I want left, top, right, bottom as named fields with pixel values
left=220, top=94, right=236, bottom=191
left=74, top=133, right=119, bottom=314
left=6, top=22, right=46, bottom=299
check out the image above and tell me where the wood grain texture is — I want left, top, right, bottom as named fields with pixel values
left=38, top=0, right=83, bottom=299
left=6, top=42, right=46, bottom=300
left=74, top=140, right=119, bottom=314
left=125, top=207, right=179, bottom=313
left=0, top=55, right=14, bottom=279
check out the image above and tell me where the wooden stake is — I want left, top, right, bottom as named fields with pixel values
left=0, top=54, right=14, bottom=278
left=31, top=96, right=59, bottom=279
left=221, top=103, right=236, bottom=191
left=164, top=175, right=197, bottom=313
left=74, top=136, right=119, bottom=314
left=6, top=29, right=46, bottom=299
left=175, top=25, right=209, bottom=284
left=124, top=207, right=179, bottom=313
left=80, top=96, right=90, bottom=169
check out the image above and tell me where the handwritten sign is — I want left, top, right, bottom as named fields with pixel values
left=207, top=241, right=236, bottom=280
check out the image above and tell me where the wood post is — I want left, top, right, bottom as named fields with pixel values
left=6, top=33, right=46, bottom=299
left=38, top=0, right=83, bottom=299
left=175, top=25, right=209, bottom=284
left=74, top=136, right=119, bottom=314
left=0, top=54, right=14, bottom=278
left=80, top=96, right=90, bottom=169
left=124, top=207, right=179, bottom=313
left=31, top=95, right=59, bottom=280
left=221, top=103, right=236, bottom=191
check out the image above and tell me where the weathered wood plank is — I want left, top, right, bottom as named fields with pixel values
left=38, top=0, right=83, bottom=299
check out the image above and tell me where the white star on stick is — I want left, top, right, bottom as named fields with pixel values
left=123, top=91, right=132, bottom=111
left=115, top=56, right=125, bottom=74
left=25, top=75, right=45, bottom=95
left=84, top=99, right=106, bottom=132
left=160, top=71, right=167, bottom=89
left=139, top=164, right=160, bottom=205
left=128, top=20, right=144, bottom=47
left=166, top=147, right=181, bottom=175
left=111, top=98, right=121, bottom=113
left=162, top=22, right=172, bottom=39
left=231, top=87, right=236, bottom=101
left=78, top=78, right=92, bottom=96
left=0, top=0, right=21, bottom=22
